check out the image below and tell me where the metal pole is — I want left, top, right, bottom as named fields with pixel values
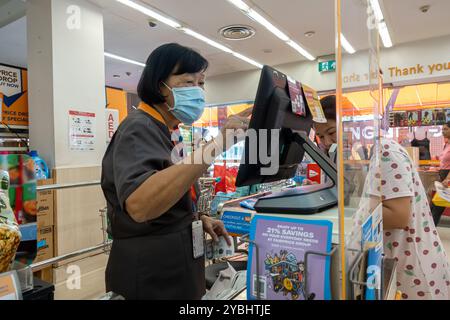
left=36, top=181, right=101, bottom=191
left=30, top=243, right=109, bottom=271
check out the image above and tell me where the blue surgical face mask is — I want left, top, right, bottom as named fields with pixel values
left=163, top=82, right=206, bottom=125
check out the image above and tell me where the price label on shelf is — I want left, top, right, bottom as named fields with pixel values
left=0, top=271, right=21, bottom=300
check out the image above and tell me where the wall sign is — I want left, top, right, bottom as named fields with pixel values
left=68, top=110, right=96, bottom=151
left=105, top=109, right=119, bottom=144
left=319, top=60, right=336, bottom=73
left=0, top=64, right=28, bottom=128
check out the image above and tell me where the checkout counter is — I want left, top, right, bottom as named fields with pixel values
left=209, top=191, right=358, bottom=301
left=209, top=190, right=397, bottom=300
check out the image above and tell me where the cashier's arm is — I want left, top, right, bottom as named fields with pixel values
left=125, top=108, right=253, bottom=223
left=125, top=158, right=211, bottom=224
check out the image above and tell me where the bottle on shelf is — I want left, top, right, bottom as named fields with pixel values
left=29, top=150, right=49, bottom=180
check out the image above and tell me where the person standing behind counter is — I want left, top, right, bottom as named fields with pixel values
left=315, top=95, right=450, bottom=300
left=431, top=122, right=450, bottom=226
left=101, top=43, right=252, bottom=300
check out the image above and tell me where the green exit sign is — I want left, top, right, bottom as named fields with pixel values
left=319, top=60, right=336, bottom=73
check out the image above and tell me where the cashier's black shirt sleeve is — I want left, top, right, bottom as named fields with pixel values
left=101, top=109, right=193, bottom=238
left=101, top=109, right=204, bottom=300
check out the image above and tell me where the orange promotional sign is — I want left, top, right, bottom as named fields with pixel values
left=0, top=64, right=28, bottom=128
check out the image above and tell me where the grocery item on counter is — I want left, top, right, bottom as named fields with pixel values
left=0, top=171, right=21, bottom=273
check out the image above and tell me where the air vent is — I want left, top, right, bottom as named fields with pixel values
left=219, top=25, right=256, bottom=40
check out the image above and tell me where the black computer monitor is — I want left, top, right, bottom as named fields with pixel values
left=235, top=66, right=313, bottom=186
left=235, top=65, right=338, bottom=214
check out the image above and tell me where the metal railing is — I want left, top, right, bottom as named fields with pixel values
left=36, top=181, right=101, bottom=191
left=30, top=243, right=109, bottom=271
left=30, top=180, right=110, bottom=271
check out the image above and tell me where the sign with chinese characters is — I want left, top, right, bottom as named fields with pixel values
left=69, top=110, right=96, bottom=151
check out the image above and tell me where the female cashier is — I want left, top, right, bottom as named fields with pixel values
left=101, top=43, right=251, bottom=300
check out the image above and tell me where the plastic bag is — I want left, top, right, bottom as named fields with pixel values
left=0, top=171, right=21, bottom=273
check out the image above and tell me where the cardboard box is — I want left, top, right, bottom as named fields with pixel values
left=37, top=179, right=54, bottom=228
left=33, top=225, right=54, bottom=263
left=34, top=266, right=54, bottom=283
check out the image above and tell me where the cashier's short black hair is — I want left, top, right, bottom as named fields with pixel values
left=320, top=95, right=337, bottom=122
left=138, top=43, right=209, bottom=106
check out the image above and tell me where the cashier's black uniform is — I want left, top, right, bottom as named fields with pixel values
left=101, top=104, right=204, bottom=300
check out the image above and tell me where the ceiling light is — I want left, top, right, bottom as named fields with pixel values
left=304, top=31, right=315, bottom=38
left=113, top=74, right=121, bottom=78
left=378, top=21, right=393, bottom=48
left=232, top=52, right=263, bottom=69
left=227, top=0, right=315, bottom=61
left=115, top=0, right=181, bottom=29
left=369, top=0, right=384, bottom=22
left=247, top=10, right=289, bottom=41
left=369, top=0, right=393, bottom=48
left=104, top=52, right=146, bottom=67
left=340, top=34, right=356, bottom=54
left=286, top=40, right=315, bottom=61
left=115, top=0, right=263, bottom=69
left=182, top=28, right=233, bottom=53
left=227, top=0, right=250, bottom=12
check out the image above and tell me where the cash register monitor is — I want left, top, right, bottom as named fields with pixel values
left=235, top=65, right=338, bottom=214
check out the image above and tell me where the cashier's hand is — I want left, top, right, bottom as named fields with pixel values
left=200, top=215, right=232, bottom=246
left=219, top=107, right=253, bottom=147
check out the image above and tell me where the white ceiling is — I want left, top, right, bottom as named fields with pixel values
left=1, top=0, right=450, bottom=93
left=0, top=15, right=27, bottom=68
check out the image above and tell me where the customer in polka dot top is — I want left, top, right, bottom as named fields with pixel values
left=315, top=95, right=450, bottom=300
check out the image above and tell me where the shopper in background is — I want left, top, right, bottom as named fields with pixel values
left=101, top=43, right=251, bottom=300
left=431, top=121, right=450, bottom=226
left=315, top=95, right=450, bottom=300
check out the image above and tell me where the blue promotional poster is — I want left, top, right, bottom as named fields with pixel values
left=247, top=215, right=332, bottom=300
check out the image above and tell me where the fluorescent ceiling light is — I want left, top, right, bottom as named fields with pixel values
left=115, top=0, right=262, bottom=69
left=182, top=28, right=233, bottom=53
left=115, top=0, right=181, bottom=29
left=369, top=0, right=393, bottom=48
left=369, top=0, right=384, bottom=22
left=232, top=52, right=263, bottom=69
left=286, top=40, right=315, bottom=61
left=247, top=10, right=289, bottom=41
left=340, top=34, right=356, bottom=54
left=227, top=0, right=250, bottom=11
left=227, top=0, right=315, bottom=61
left=104, top=52, right=146, bottom=67
left=378, top=21, right=393, bottom=48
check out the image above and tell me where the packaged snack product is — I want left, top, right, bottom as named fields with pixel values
left=0, top=171, right=21, bottom=273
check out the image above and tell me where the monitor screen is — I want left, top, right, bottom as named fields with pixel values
left=235, top=66, right=313, bottom=187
